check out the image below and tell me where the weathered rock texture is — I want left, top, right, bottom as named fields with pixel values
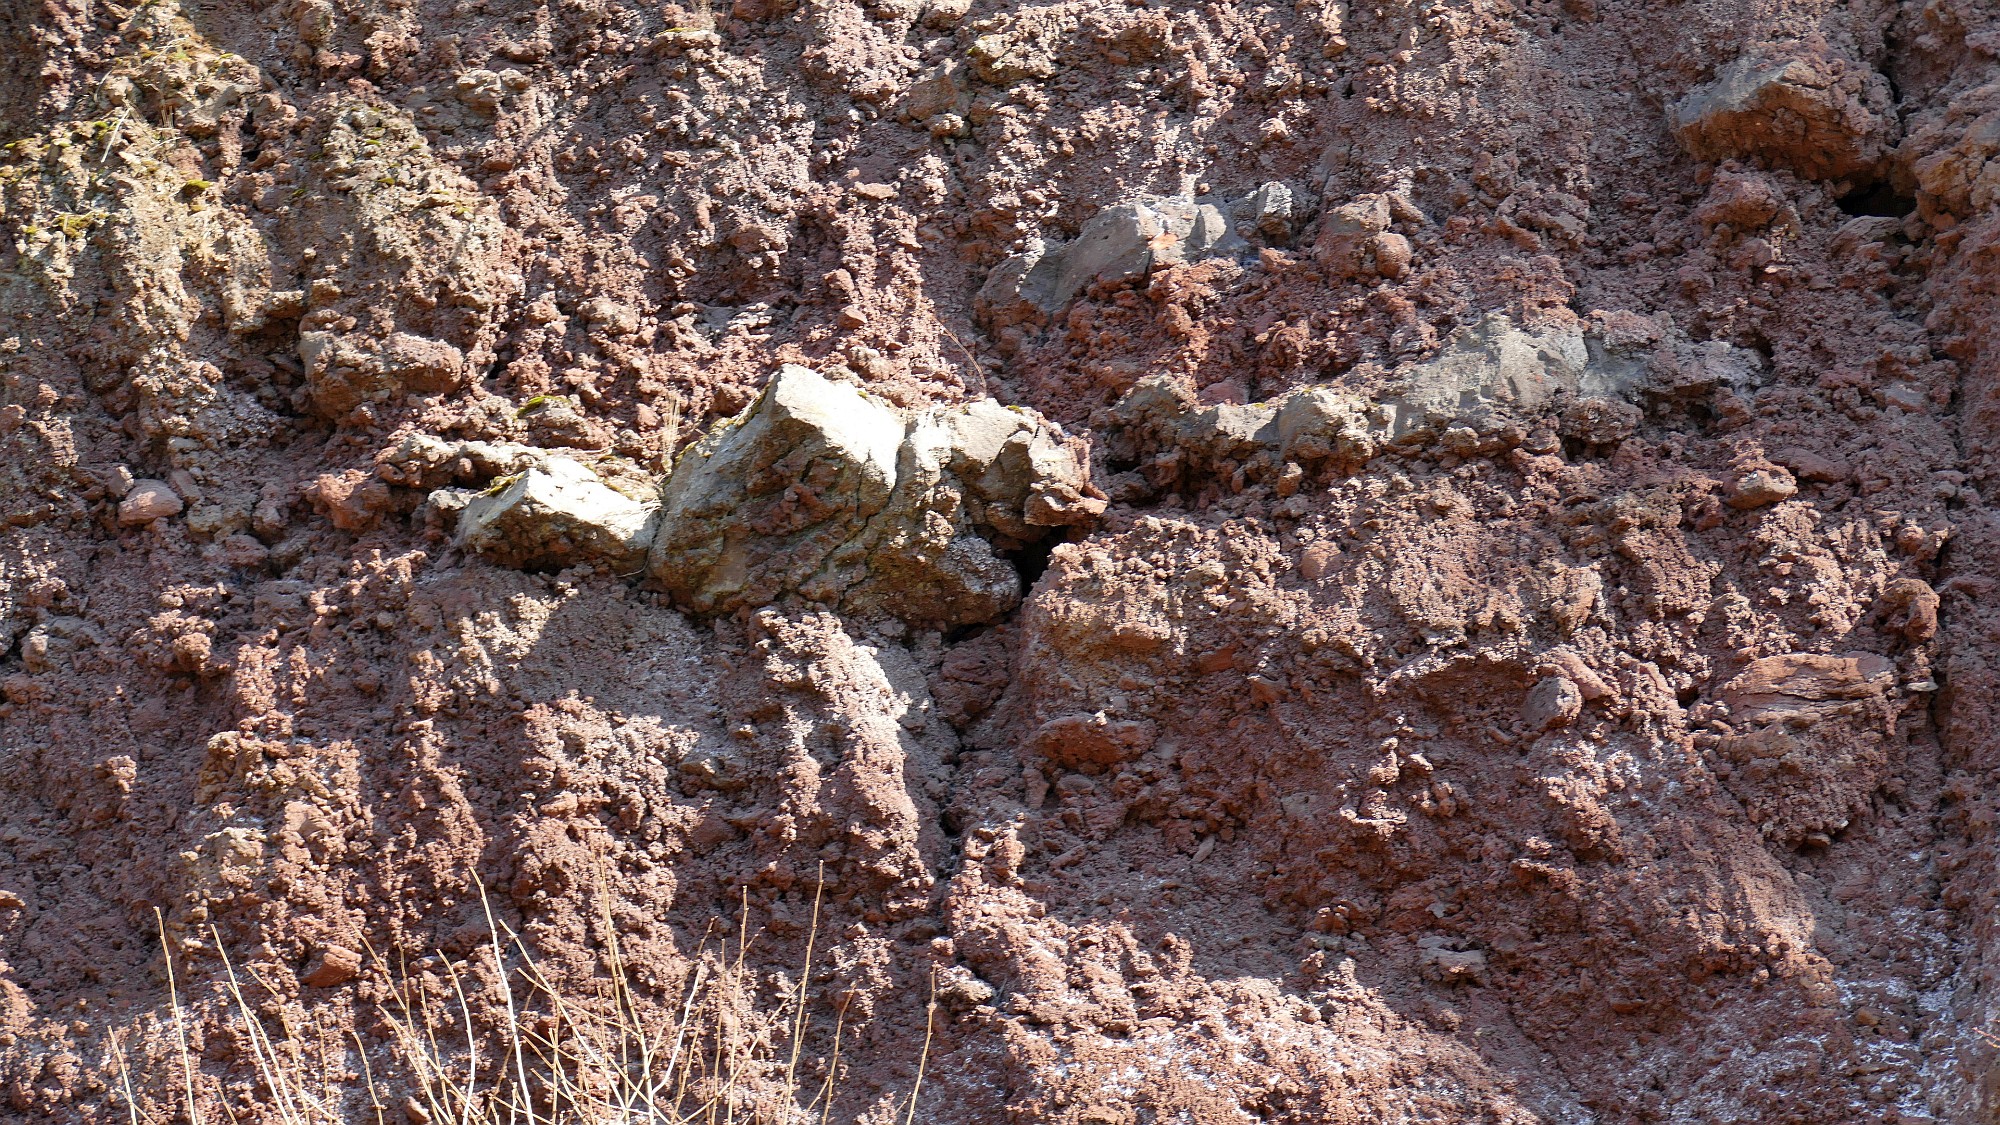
left=2, top=0, right=2000, bottom=1119
left=648, top=363, right=1098, bottom=624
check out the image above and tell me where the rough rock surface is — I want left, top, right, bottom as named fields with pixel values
left=455, top=456, right=658, bottom=573
left=3, top=0, right=2000, bottom=1120
left=977, top=188, right=1275, bottom=319
left=650, top=363, right=1099, bottom=625
left=1670, top=49, right=1900, bottom=182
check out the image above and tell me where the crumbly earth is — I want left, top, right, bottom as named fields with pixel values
left=2, top=0, right=1999, bottom=1118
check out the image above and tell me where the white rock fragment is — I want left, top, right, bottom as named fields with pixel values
left=456, top=457, right=658, bottom=573
left=1276, top=388, right=1376, bottom=469
left=455, top=68, right=507, bottom=113
left=1417, top=935, right=1488, bottom=982
left=943, top=399, right=1104, bottom=537
left=650, top=364, right=905, bottom=613
left=119, top=480, right=185, bottom=526
left=1235, top=181, right=1298, bottom=238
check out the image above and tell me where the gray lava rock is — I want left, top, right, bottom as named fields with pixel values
left=1234, top=181, right=1299, bottom=238
left=1379, top=315, right=1595, bottom=442
left=978, top=194, right=1252, bottom=319
left=1276, top=388, right=1376, bottom=469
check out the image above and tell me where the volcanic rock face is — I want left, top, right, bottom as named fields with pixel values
left=5, top=0, right=2000, bottom=1120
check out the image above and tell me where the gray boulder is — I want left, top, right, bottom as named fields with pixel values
left=1233, top=181, right=1298, bottom=238
left=1378, top=314, right=1596, bottom=442
left=1276, top=389, right=1376, bottom=469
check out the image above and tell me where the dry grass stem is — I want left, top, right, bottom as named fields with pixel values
left=112, top=878, right=929, bottom=1125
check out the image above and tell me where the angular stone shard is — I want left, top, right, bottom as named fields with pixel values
left=1234, top=181, right=1298, bottom=238
left=943, top=399, right=1105, bottom=538
left=651, top=364, right=905, bottom=613
left=986, top=199, right=1246, bottom=316
left=1312, top=194, right=1398, bottom=278
left=1105, top=312, right=1766, bottom=497
left=1726, top=466, right=1798, bottom=509
left=649, top=365, right=1101, bottom=626
left=456, top=457, right=658, bottom=573
left=1669, top=52, right=1895, bottom=182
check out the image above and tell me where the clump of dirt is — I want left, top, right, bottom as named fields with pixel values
left=2, top=0, right=1998, bottom=1118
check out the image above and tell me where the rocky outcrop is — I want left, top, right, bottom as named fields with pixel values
left=442, top=365, right=1101, bottom=624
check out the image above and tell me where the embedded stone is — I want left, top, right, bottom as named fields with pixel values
left=1523, top=675, right=1584, bottom=732
left=1669, top=51, right=1895, bottom=181
left=978, top=194, right=1254, bottom=319
left=457, top=457, right=658, bottom=573
left=648, top=365, right=1097, bottom=626
left=1726, top=466, right=1798, bottom=509
left=650, top=364, right=904, bottom=613
left=119, top=480, right=185, bottom=526
left=300, top=330, right=466, bottom=420
left=302, top=944, right=363, bottom=988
